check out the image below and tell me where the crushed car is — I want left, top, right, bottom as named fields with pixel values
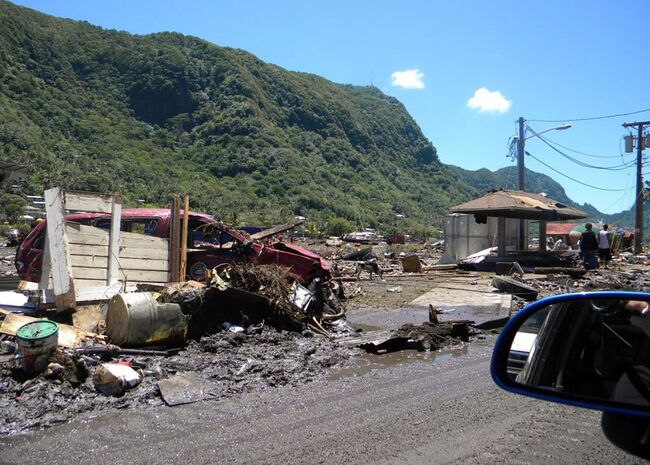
left=15, top=208, right=332, bottom=285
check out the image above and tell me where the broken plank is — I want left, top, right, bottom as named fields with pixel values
left=180, top=195, right=189, bottom=282
left=119, top=246, right=169, bottom=260
left=170, top=197, right=181, bottom=282
left=533, top=267, right=587, bottom=278
left=71, top=267, right=169, bottom=283
left=67, top=228, right=168, bottom=248
left=250, top=218, right=304, bottom=241
left=44, top=187, right=76, bottom=310
left=39, top=283, right=138, bottom=306
left=107, top=192, right=122, bottom=286
left=64, top=191, right=114, bottom=213
left=70, top=255, right=169, bottom=272
left=421, top=264, right=458, bottom=271
left=491, top=276, right=538, bottom=301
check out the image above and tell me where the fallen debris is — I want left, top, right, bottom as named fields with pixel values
left=491, top=276, right=538, bottom=301
left=0, top=310, right=104, bottom=348
left=359, top=320, right=473, bottom=354
left=400, top=255, right=422, bottom=273
left=106, top=293, right=188, bottom=347
left=93, top=363, right=142, bottom=396
left=533, top=266, right=587, bottom=278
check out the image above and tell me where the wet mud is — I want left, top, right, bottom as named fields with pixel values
left=0, top=327, right=356, bottom=437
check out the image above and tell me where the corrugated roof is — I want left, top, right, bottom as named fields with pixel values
left=451, top=189, right=587, bottom=221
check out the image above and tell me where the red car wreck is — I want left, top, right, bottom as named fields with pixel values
left=15, top=208, right=332, bottom=284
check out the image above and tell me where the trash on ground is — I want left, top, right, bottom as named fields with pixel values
left=93, top=363, right=142, bottom=396
left=359, top=320, right=473, bottom=354
left=15, top=320, right=59, bottom=374
left=106, top=292, right=188, bottom=348
left=400, top=255, right=422, bottom=273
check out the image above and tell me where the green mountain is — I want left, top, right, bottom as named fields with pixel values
left=0, top=0, right=476, bottom=236
left=0, top=1, right=620, bottom=237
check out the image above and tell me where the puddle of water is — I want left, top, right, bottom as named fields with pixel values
left=330, top=344, right=469, bottom=380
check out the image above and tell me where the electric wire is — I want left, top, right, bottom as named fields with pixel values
left=540, top=135, right=633, bottom=159
left=528, top=126, right=637, bottom=170
left=525, top=151, right=627, bottom=192
left=528, top=108, right=650, bottom=123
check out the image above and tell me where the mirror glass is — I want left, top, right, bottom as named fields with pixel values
left=506, top=297, right=650, bottom=408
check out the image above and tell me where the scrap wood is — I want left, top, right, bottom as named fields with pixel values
left=250, top=218, right=304, bottom=241
left=0, top=312, right=105, bottom=348
left=421, top=264, right=458, bottom=272
left=491, top=276, right=538, bottom=301
left=533, top=267, right=587, bottom=278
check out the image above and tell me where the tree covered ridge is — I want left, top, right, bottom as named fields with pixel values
left=0, top=1, right=612, bottom=236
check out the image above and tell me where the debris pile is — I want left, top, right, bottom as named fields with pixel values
left=0, top=261, right=359, bottom=437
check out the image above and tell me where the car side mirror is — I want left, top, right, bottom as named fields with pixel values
left=492, top=292, right=650, bottom=458
left=491, top=292, right=650, bottom=417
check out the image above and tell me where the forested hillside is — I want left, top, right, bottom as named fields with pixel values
left=0, top=1, right=610, bottom=236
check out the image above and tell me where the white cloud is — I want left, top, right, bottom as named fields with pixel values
left=391, top=69, right=425, bottom=89
left=467, top=87, right=512, bottom=114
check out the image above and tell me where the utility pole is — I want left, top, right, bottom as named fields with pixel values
left=622, top=121, right=649, bottom=254
left=517, top=117, right=525, bottom=191
left=517, top=117, right=526, bottom=250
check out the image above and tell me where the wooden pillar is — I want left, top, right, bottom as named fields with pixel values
left=43, top=187, right=76, bottom=310
left=180, top=195, right=190, bottom=282
left=497, top=217, right=506, bottom=257
left=169, top=197, right=181, bottom=283
left=539, top=220, right=547, bottom=252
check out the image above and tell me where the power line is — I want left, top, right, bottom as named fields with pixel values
left=528, top=108, right=650, bottom=123
left=526, top=151, right=627, bottom=192
left=534, top=132, right=637, bottom=170
left=540, top=135, right=633, bottom=159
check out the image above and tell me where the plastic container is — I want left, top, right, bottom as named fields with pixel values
left=15, top=320, right=59, bottom=374
left=106, top=292, right=188, bottom=347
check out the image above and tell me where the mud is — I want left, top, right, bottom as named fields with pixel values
left=0, top=327, right=357, bottom=437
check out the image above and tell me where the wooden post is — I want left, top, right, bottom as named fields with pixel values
left=497, top=217, right=506, bottom=257
left=539, top=220, right=547, bottom=252
left=169, top=197, right=181, bottom=283
left=43, top=187, right=76, bottom=310
left=107, top=193, right=122, bottom=286
left=180, top=195, right=190, bottom=281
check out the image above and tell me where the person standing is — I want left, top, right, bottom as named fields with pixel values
left=599, top=224, right=612, bottom=267
left=579, top=223, right=599, bottom=270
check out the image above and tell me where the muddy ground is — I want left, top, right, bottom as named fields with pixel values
left=2, top=240, right=649, bottom=440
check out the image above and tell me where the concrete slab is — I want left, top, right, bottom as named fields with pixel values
left=347, top=277, right=512, bottom=330
left=407, top=278, right=511, bottom=326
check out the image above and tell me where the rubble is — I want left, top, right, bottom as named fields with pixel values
left=359, top=320, right=474, bottom=354
left=2, top=196, right=650, bottom=439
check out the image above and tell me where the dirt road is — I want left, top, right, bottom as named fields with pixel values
left=0, top=336, right=641, bottom=465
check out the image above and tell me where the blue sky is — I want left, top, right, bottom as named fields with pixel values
left=12, top=0, right=650, bottom=214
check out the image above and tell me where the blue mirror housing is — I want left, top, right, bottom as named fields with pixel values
left=491, top=291, right=650, bottom=419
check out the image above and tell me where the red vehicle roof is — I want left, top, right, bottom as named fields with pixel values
left=546, top=223, right=577, bottom=236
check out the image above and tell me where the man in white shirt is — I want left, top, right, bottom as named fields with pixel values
left=598, top=224, right=612, bottom=267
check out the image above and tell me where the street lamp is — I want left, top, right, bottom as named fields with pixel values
left=516, top=117, right=572, bottom=250
left=517, top=118, right=571, bottom=190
